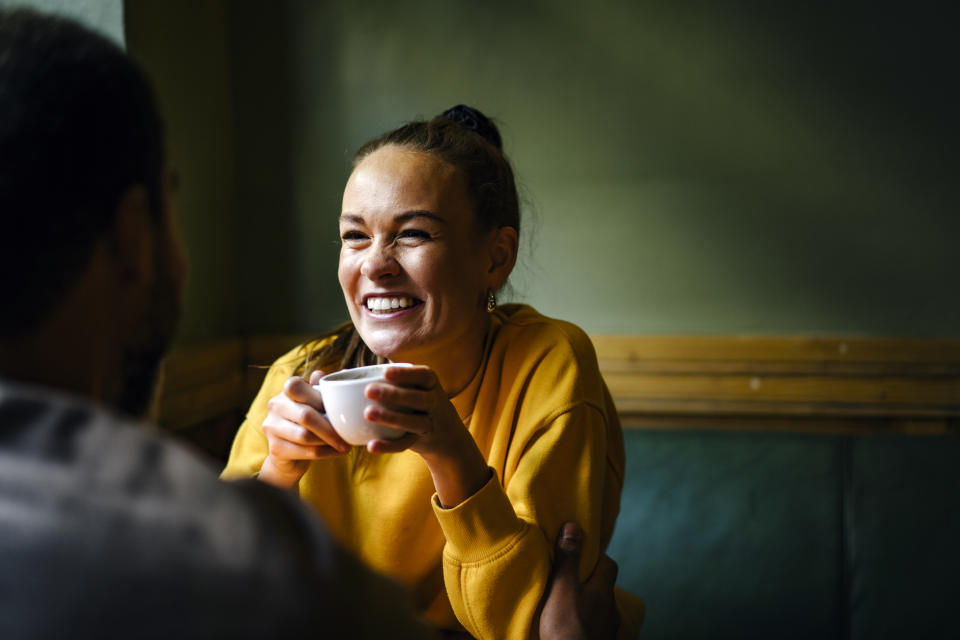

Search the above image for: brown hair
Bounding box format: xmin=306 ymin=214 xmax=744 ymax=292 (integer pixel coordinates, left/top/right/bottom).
xmin=300 ymin=105 xmax=520 ymax=375
xmin=354 ymin=105 xmax=520 ymax=234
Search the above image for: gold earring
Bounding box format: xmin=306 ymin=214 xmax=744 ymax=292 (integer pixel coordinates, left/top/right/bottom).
xmin=486 ymin=289 xmax=497 ymax=313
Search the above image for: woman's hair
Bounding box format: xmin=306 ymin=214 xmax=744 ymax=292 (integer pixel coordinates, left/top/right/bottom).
xmin=300 ymin=105 xmax=520 ymax=374
xmin=354 ymin=105 xmax=520 ymax=234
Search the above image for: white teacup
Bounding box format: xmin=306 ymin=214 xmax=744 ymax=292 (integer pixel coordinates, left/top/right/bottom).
xmin=314 ymin=363 xmax=414 ymax=446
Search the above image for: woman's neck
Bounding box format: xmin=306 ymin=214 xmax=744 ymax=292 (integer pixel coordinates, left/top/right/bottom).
xmin=396 ymin=313 xmax=492 ymax=398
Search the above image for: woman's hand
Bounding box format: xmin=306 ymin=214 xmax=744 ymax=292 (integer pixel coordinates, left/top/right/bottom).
xmin=258 ymin=371 xmax=351 ymax=490
xmin=364 ymin=365 xmax=490 ymax=507
xmin=362 ymin=365 xmax=463 ymax=456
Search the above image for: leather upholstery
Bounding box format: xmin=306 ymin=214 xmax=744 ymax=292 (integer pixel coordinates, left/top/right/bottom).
xmin=608 ymin=430 xmax=960 ymax=639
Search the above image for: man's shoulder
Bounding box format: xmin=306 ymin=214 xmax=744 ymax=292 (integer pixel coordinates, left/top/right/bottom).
xmin=0 ymin=381 xmax=338 ymax=571
xmin=0 ymin=380 xmax=350 ymax=634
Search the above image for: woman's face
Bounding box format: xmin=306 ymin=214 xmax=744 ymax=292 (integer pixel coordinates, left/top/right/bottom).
xmin=338 ymin=145 xmax=494 ymax=365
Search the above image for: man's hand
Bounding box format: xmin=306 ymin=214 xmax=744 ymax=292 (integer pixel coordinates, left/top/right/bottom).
xmin=539 ymin=522 xmax=620 ymax=640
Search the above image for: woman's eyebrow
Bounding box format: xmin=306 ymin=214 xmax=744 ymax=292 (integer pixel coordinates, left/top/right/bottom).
xmin=339 ymin=211 xmax=446 ymax=225
xmin=395 ymin=210 xmax=446 ymax=224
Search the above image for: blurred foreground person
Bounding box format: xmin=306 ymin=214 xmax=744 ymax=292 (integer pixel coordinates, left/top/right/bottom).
xmin=0 ymin=8 xmax=617 ymax=639
xmin=0 ymin=7 xmax=427 ymax=637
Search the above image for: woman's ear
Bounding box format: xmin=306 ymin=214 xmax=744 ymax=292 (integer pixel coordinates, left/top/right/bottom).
xmin=487 ymin=226 xmax=519 ymax=290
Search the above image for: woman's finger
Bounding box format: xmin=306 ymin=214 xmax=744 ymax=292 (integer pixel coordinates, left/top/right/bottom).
xmin=383 ymin=365 xmax=437 ymax=390
xmin=268 ymin=393 xmax=323 ymax=428
xmin=267 ymin=436 xmax=344 ymax=461
xmin=263 ymin=415 xmax=345 ymax=460
xmin=283 ymin=375 xmax=325 ymax=408
xmin=365 ymin=382 xmax=434 ymax=412
xmin=366 ymin=432 xmax=420 ymax=454
xmin=262 ymin=414 xmax=323 ymax=446
xmin=364 ymin=404 xmax=432 ymax=436
xmin=266 ymin=393 xmax=350 ymax=452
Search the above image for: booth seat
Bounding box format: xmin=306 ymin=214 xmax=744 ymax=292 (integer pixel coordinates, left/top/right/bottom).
xmin=608 ymin=429 xmax=960 ymax=639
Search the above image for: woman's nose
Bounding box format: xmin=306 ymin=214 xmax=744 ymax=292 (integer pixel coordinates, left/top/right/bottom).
xmin=360 ymin=242 xmax=400 ymax=280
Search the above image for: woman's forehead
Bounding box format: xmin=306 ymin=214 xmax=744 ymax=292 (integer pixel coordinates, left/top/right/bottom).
xmin=343 ymin=146 xmax=470 ymax=215
xmin=353 ymin=145 xmax=456 ymax=184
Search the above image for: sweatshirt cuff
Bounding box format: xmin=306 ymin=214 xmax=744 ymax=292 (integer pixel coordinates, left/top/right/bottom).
xmin=431 ymin=468 xmax=524 ymax=564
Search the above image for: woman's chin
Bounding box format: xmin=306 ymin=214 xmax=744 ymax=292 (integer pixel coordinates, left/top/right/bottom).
xmin=360 ymin=335 xmax=417 ymax=364
xmin=356 ymin=322 xmax=446 ymax=365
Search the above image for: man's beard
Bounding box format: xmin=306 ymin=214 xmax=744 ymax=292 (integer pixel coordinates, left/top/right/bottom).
xmin=115 ymin=248 xmax=181 ymax=418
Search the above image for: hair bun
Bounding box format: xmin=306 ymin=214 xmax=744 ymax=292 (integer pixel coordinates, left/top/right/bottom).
xmin=440 ymin=104 xmax=503 ymax=150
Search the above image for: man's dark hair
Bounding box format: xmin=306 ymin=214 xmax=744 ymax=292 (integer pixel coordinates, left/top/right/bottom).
xmin=0 ymin=8 xmax=165 ymax=338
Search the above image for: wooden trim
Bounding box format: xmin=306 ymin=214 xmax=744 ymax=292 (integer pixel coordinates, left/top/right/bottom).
xmin=156 ymin=339 xmax=244 ymax=431
xmin=618 ymin=414 xmax=956 ymax=436
xmin=241 ymin=334 xmax=312 ymax=403
xmin=592 ymin=335 xmax=960 ymax=433
xmin=591 ymin=335 xmax=960 ymax=364
xmin=243 ymin=334 xmax=311 ymax=369
xmin=155 ymin=334 xmax=960 ymax=436
xmin=156 ymin=335 xmax=310 ymax=432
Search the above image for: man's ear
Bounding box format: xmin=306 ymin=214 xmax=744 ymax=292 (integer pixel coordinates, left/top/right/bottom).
xmin=108 ymin=185 xmax=154 ymax=287
xmin=487 ymin=226 xmax=519 ymax=290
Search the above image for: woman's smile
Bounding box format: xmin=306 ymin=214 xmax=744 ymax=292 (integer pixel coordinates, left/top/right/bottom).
xmin=362 ymin=294 xmax=422 ymax=315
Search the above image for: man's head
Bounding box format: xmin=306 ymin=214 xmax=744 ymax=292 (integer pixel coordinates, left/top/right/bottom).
xmin=0 ymin=8 xmax=184 ymax=415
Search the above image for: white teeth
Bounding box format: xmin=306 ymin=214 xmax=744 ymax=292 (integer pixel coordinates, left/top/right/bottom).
xmin=365 ymin=296 xmax=415 ymax=313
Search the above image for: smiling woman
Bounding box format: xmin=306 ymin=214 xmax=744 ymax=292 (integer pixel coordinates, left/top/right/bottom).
xmin=222 ymin=106 xmax=644 ymax=639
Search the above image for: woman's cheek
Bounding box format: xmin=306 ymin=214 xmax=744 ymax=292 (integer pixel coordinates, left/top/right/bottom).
xmin=338 ymin=252 xmax=359 ymax=287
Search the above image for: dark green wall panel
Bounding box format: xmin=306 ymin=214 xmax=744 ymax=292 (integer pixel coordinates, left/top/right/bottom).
xmin=849 ymin=437 xmax=960 ymax=640
xmin=609 ymin=430 xmax=841 ymax=639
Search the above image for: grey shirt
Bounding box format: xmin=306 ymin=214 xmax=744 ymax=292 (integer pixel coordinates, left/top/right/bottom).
xmin=0 ymin=380 xmax=432 ymax=638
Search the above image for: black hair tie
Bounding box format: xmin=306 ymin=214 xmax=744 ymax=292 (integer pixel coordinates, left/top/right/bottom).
xmin=441 ymin=104 xmax=503 ymax=150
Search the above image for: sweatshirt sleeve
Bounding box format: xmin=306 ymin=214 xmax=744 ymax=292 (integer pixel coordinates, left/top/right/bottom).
xmin=432 ymin=402 xmax=618 ymax=640
xmin=220 ymin=351 xmax=300 ymax=480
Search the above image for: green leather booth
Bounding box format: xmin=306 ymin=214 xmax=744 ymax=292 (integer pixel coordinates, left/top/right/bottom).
xmin=608 ymin=430 xmax=960 ymax=639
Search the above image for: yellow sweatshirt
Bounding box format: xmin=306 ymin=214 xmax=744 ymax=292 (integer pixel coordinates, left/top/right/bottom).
xmin=223 ymin=305 xmax=643 ymax=639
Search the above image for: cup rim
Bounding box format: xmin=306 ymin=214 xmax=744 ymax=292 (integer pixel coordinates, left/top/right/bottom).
xmin=319 ymin=362 xmax=414 ymax=384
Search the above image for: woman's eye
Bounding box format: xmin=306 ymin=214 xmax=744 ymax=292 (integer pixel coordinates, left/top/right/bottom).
xmin=341 ymin=230 xmax=367 ymax=242
xmin=398 ymin=229 xmax=431 ymax=240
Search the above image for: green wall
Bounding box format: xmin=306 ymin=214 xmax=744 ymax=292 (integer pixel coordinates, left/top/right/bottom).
xmin=0 ymin=0 xmax=123 ymax=44
xmin=125 ymin=0 xmax=240 ymax=343
xmin=127 ymin=0 xmax=958 ymax=340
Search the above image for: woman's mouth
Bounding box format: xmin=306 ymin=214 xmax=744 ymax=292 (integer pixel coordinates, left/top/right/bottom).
xmin=364 ymin=296 xmax=421 ymax=315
